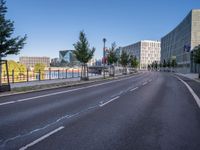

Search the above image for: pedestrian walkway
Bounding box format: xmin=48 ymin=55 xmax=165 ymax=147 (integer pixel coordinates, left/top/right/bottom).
xmin=10 ymin=75 xmax=104 ymax=88
xmin=176 ymin=73 xmax=200 ymax=83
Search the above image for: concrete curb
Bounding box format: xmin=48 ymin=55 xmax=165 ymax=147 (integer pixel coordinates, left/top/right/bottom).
xmin=175 ymin=73 xmax=200 ymax=83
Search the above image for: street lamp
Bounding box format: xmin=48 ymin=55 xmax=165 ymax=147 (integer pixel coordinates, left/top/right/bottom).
xmin=103 ymin=38 xmax=106 ymax=79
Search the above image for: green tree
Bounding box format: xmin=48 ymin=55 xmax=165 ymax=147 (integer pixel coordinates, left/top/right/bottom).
xmin=167 ymin=59 xmax=171 ymax=69
xmin=0 ymin=0 xmax=27 ymax=85
xmin=73 ymin=31 xmax=95 ymax=80
xmin=107 ymin=42 xmax=118 ymax=65
xmin=34 ymin=63 xmax=45 ymax=72
xmin=163 ymin=59 xmax=167 ymax=71
xmin=193 ymin=46 xmax=200 ymax=78
xmin=154 ymin=61 xmax=158 ymax=71
xmin=34 ymin=63 xmax=45 ymax=80
xmin=159 ymin=62 xmax=162 ymax=68
xmin=2 ymin=60 xmax=19 ymax=77
xmin=120 ymin=51 xmax=129 ymax=74
xmin=18 ymin=63 xmax=26 ymax=75
xmin=129 ymin=55 xmax=139 ymax=68
xmin=171 ymin=58 xmax=177 ymax=68
xmin=107 ymin=42 xmax=118 ymax=76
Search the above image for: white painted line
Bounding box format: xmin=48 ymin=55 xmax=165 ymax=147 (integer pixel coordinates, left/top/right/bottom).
xmin=19 ymin=126 xmax=64 ymax=150
xmin=0 ymin=101 xmax=15 ymax=106
xmin=149 ymin=79 xmax=152 ymax=82
xmin=100 ymin=96 xmax=119 ymax=107
xmin=142 ymin=82 xmax=147 ymax=85
xmin=0 ymin=75 xmax=138 ymax=106
xmin=175 ymin=76 xmax=200 ymax=108
xmin=130 ymin=87 xmax=139 ymax=92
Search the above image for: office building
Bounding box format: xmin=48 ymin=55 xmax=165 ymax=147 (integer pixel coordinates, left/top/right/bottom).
xmin=122 ymin=40 xmax=161 ymax=69
xmin=161 ymin=9 xmax=200 ymax=73
xmin=19 ymin=56 xmax=50 ymax=68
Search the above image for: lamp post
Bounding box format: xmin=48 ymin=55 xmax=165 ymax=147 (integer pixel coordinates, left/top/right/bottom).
xmin=103 ymin=38 xmax=106 ymax=79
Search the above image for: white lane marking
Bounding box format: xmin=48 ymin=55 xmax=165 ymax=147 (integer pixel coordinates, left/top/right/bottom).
xmin=175 ymin=76 xmax=200 ymax=108
xmin=130 ymin=87 xmax=139 ymax=92
xmin=0 ymin=75 xmax=140 ymax=106
xmin=149 ymin=79 xmax=152 ymax=82
xmin=0 ymin=101 xmax=15 ymax=106
xmin=142 ymin=82 xmax=147 ymax=85
xmin=19 ymin=126 xmax=64 ymax=150
xmin=99 ymin=96 xmax=119 ymax=107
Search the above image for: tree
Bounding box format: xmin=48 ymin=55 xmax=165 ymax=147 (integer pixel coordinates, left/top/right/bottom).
xmin=159 ymin=62 xmax=162 ymax=69
xmin=154 ymin=61 xmax=158 ymax=71
xmin=120 ymin=51 xmax=129 ymax=74
xmin=129 ymin=55 xmax=139 ymax=68
xmin=162 ymin=59 xmax=167 ymax=72
xmin=73 ymin=31 xmax=95 ymax=80
xmin=34 ymin=63 xmax=45 ymax=80
xmin=0 ymin=0 xmax=27 ymax=85
xmin=107 ymin=42 xmax=118 ymax=65
xmin=163 ymin=59 xmax=167 ymax=68
xmin=18 ymin=63 xmax=26 ymax=75
xmin=167 ymin=59 xmax=171 ymax=71
xmin=107 ymin=42 xmax=118 ymax=76
xmin=148 ymin=64 xmax=151 ymax=71
xmin=193 ymin=46 xmax=200 ymax=78
xmin=171 ymin=58 xmax=177 ymax=71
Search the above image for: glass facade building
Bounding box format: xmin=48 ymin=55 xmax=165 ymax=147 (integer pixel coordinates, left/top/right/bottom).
xmin=161 ymin=9 xmax=200 ymax=73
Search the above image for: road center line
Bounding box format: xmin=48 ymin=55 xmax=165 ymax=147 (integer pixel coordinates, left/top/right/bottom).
xmin=19 ymin=126 xmax=64 ymax=150
xmin=130 ymin=87 xmax=139 ymax=92
xmin=175 ymin=75 xmax=200 ymax=108
xmin=0 ymin=75 xmax=139 ymax=106
xmin=99 ymin=96 xmax=120 ymax=107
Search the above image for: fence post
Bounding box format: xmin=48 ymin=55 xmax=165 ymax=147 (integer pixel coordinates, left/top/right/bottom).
xmin=39 ymin=69 xmax=41 ymax=81
xmin=57 ymin=70 xmax=59 ymax=79
xmin=66 ymin=69 xmax=68 ymax=78
xmin=27 ymin=69 xmax=29 ymax=82
xmin=49 ymin=68 xmax=51 ymax=80
xmin=72 ymin=69 xmax=74 ymax=78
xmin=12 ymin=69 xmax=14 ymax=83
xmin=3 ymin=71 xmax=6 ymax=82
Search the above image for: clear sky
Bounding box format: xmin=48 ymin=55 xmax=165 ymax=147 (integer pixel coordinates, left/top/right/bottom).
xmin=5 ymin=0 xmax=200 ymax=61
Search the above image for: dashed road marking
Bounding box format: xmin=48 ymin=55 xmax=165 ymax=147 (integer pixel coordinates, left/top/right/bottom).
xmin=19 ymin=126 xmax=64 ymax=150
xmin=130 ymin=87 xmax=139 ymax=92
xmin=142 ymin=82 xmax=147 ymax=85
xmin=99 ymin=96 xmax=120 ymax=107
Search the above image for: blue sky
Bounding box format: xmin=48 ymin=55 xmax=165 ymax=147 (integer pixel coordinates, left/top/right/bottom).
xmin=5 ymin=0 xmax=200 ymax=60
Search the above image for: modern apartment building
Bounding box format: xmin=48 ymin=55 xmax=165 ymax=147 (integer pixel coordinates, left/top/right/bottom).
xmin=161 ymin=9 xmax=200 ymax=73
xmin=122 ymin=40 xmax=161 ymax=69
xmin=19 ymin=56 xmax=50 ymax=68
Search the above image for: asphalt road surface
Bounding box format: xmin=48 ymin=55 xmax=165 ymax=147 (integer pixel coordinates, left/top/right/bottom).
xmin=0 ymin=71 xmax=200 ymax=150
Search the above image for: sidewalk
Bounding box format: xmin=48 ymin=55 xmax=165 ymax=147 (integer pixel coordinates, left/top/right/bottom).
xmin=175 ymin=73 xmax=200 ymax=83
xmin=10 ymin=75 xmax=103 ymax=88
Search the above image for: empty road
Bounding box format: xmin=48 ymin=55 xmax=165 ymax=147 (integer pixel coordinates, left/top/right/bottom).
xmin=0 ymin=71 xmax=200 ymax=150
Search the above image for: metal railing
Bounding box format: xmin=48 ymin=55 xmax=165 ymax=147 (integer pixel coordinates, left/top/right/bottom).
xmin=1 ymin=68 xmax=99 ymax=84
